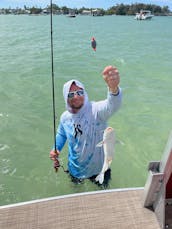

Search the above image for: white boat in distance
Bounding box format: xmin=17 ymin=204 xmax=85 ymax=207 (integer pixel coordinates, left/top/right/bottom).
xmin=135 ymin=10 xmax=154 ymax=20
xmin=67 ymin=10 xmax=76 ymax=18
xmin=67 ymin=13 xmax=76 ymax=18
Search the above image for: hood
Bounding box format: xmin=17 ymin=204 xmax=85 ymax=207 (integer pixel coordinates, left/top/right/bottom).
xmin=63 ymin=79 xmax=89 ymax=113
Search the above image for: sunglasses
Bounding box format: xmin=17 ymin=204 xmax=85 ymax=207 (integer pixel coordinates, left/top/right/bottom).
xmin=68 ymin=90 xmax=84 ymax=99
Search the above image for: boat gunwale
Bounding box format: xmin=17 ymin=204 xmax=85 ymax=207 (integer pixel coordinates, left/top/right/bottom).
xmin=0 ymin=186 xmax=143 ymax=209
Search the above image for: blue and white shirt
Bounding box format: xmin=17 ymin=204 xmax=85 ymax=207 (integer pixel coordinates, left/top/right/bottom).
xmin=55 ymin=80 xmax=122 ymax=179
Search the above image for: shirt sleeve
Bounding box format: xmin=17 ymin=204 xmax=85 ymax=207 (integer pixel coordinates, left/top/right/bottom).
xmin=54 ymin=121 xmax=67 ymax=151
xmin=94 ymin=87 xmax=122 ymax=121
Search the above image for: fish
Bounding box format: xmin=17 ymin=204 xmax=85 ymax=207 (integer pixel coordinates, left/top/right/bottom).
xmin=95 ymin=127 xmax=115 ymax=184
xmin=91 ymin=37 xmax=96 ymax=51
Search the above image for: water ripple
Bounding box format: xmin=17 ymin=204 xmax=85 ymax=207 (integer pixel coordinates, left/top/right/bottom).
xmin=0 ymin=144 xmax=9 ymax=151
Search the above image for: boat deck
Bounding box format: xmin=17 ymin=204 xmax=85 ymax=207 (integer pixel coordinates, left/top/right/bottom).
xmin=0 ymin=188 xmax=160 ymax=229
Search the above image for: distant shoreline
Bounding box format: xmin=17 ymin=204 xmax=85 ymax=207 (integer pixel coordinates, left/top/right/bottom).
xmin=0 ymin=3 xmax=171 ymax=16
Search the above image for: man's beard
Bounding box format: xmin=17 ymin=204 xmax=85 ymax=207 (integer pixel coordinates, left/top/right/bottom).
xmin=71 ymin=104 xmax=83 ymax=110
xmin=70 ymin=104 xmax=83 ymax=113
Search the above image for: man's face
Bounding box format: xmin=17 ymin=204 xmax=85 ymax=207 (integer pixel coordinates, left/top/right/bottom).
xmin=67 ymin=83 xmax=84 ymax=113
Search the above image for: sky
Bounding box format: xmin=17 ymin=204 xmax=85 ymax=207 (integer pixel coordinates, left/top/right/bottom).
xmin=0 ymin=0 xmax=172 ymax=10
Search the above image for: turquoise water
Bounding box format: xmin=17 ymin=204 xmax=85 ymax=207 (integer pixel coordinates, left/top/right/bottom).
xmin=0 ymin=15 xmax=172 ymax=205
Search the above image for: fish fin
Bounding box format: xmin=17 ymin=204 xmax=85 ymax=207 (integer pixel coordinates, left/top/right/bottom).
xmin=96 ymin=140 xmax=104 ymax=147
xmin=95 ymin=173 xmax=104 ymax=184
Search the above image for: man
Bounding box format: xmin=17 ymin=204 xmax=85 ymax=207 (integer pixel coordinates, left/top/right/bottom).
xmin=50 ymin=65 xmax=122 ymax=183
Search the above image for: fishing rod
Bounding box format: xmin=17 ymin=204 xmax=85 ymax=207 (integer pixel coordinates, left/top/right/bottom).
xmin=50 ymin=0 xmax=56 ymax=153
xmin=50 ymin=1 xmax=68 ymax=173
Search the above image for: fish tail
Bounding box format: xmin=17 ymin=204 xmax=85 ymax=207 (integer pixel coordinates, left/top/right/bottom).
xmin=95 ymin=173 xmax=104 ymax=184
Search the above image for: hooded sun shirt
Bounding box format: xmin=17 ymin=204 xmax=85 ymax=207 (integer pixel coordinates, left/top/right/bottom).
xmin=54 ymin=79 xmax=122 ymax=179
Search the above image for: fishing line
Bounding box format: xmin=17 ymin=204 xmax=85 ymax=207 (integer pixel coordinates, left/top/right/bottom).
xmin=90 ymin=5 xmax=97 ymax=51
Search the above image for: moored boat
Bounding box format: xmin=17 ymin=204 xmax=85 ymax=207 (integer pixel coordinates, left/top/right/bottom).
xmin=135 ymin=10 xmax=154 ymax=20
xmin=67 ymin=14 xmax=76 ymax=18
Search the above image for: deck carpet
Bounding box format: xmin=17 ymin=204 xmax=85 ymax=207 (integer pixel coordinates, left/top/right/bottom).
xmin=0 ymin=189 xmax=160 ymax=229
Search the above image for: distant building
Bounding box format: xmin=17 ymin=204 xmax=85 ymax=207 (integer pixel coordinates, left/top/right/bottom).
xmin=0 ymin=9 xmax=5 ymax=14
xmin=81 ymin=10 xmax=92 ymax=15
xmin=42 ymin=9 xmax=49 ymax=15
xmin=92 ymin=9 xmax=103 ymax=16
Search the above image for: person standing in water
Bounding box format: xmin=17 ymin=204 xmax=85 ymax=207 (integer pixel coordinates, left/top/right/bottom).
xmin=50 ymin=65 xmax=122 ymax=184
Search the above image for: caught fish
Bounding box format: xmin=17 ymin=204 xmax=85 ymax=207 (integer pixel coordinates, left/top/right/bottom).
xmin=91 ymin=37 xmax=96 ymax=51
xmin=95 ymin=127 xmax=115 ymax=184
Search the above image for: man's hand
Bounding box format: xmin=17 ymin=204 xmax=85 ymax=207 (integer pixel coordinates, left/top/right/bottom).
xmin=49 ymin=149 xmax=60 ymax=172
xmin=102 ymin=65 xmax=120 ymax=94
xmin=50 ymin=149 xmax=60 ymax=161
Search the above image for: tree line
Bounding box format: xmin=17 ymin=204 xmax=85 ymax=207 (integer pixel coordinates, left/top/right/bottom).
xmin=1 ymin=3 xmax=171 ymax=15
xmin=105 ymin=3 xmax=170 ymax=15
xmin=33 ymin=3 xmax=171 ymax=15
